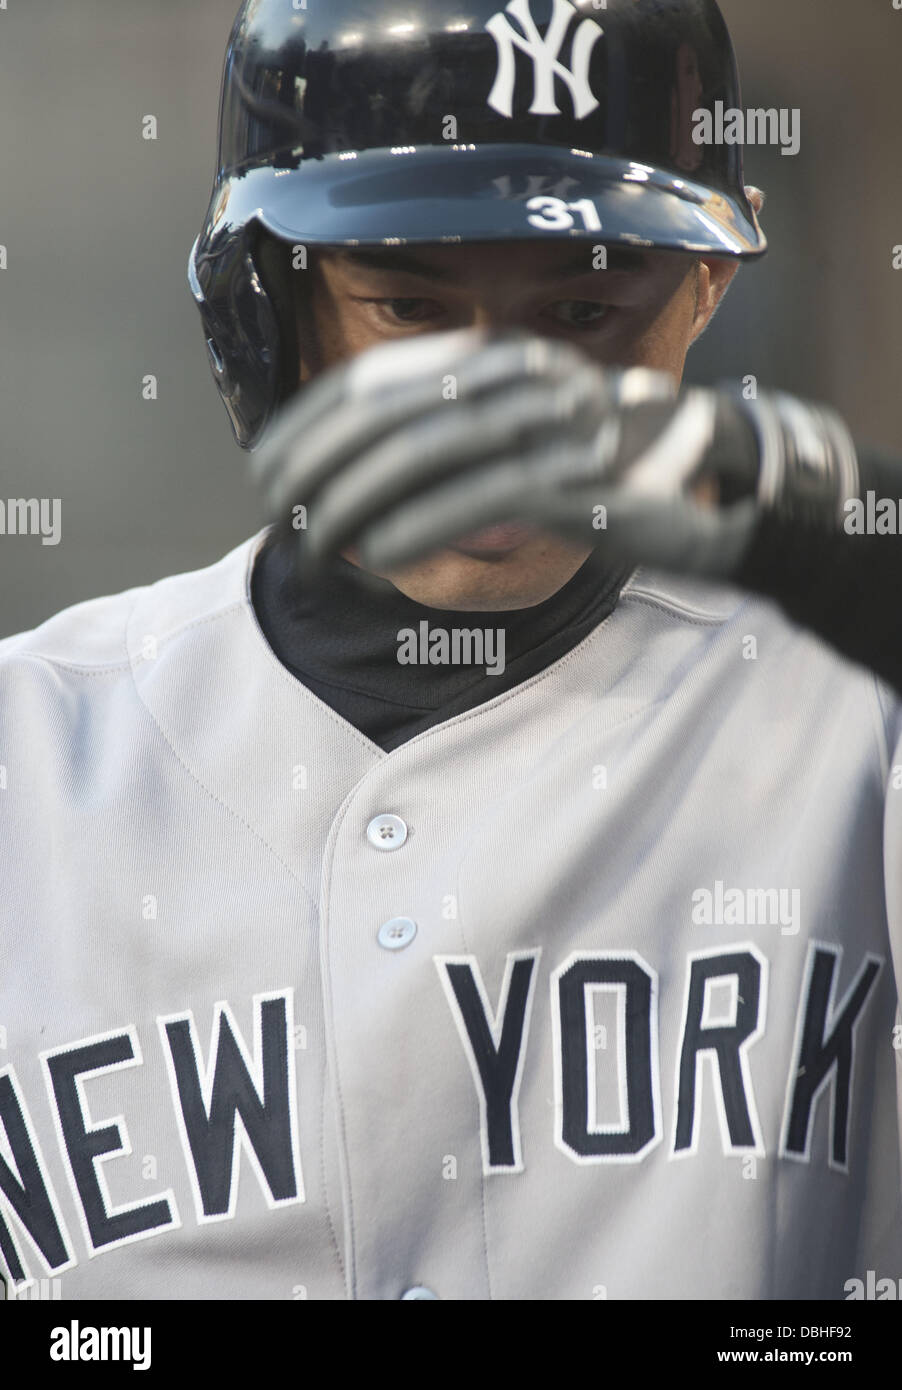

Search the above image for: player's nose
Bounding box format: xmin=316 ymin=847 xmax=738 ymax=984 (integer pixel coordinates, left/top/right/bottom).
xmin=462 ymin=303 xmax=527 ymax=333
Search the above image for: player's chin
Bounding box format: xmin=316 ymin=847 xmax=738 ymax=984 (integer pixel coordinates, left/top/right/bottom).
xmin=372 ymin=529 xmax=595 ymax=612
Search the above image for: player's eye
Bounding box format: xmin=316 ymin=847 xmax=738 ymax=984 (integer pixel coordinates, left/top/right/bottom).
xmin=365 ymin=297 xmax=445 ymax=325
xmin=545 ymin=300 xmax=610 ymax=329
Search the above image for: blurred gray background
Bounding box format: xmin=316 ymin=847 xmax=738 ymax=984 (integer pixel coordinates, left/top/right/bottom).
xmin=1 ymin=0 xmax=899 ymax=637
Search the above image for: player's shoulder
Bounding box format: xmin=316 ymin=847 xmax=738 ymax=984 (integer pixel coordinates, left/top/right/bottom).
xmin=623 ymin=565 xmax=902 ymax=760
xmin=0 ymin=532 xmax=264 ymax=683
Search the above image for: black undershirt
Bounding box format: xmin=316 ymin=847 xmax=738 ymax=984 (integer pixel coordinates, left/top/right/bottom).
xmin=251 ymin=529 xmax=628 ymax=751
xmin=251 ymin=449 xmax=902 ymax=736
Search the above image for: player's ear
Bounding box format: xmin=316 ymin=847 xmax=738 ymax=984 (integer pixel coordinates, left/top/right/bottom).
xmin=691 ymin=186 xmax=766 ymax=345
xmin=690 ymin=257 xmax=740 ymax=343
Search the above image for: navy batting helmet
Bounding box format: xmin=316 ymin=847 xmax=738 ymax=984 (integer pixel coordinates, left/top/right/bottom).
xmin=189 ymin=0 xmax=766 ymax=449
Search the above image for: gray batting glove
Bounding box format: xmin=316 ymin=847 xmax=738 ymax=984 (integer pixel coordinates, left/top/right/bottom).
xmin=251 ymin=329 xmax=860 ymax=579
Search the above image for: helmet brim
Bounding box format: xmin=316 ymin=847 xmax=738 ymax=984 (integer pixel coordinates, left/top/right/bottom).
xmin=214 ymin=144 xmax=766 ymax=259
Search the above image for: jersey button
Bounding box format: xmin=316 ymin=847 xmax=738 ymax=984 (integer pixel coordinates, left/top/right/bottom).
xmin=400 ymin=1286 xmax=439 ymax=1300
xmin=366 ymin=814 xmax=409 ymax=850
xmin=377 ymin=917 xmax=418 ymax=951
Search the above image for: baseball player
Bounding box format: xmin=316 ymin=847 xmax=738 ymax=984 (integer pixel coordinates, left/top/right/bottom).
xmin=1 ymin=0 xmax=901 ymax=1304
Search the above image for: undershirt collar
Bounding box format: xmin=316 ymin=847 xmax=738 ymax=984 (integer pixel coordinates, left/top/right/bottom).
xmin=251 ymin=529 xmax=627 ymax=751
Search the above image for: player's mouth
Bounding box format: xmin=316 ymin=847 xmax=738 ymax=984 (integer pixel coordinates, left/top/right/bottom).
xmin=449 ymin=522 xmax=537 ymax=559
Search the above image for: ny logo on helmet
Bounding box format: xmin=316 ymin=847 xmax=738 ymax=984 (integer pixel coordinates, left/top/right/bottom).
xmin=485 ymin=0 xmax=604 ymax=120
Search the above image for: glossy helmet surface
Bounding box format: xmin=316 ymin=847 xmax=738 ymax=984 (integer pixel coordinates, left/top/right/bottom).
xmin=189 ymin=0 xmax=766 ymax=448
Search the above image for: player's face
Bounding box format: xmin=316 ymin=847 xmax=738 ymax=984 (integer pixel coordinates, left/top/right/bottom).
xmin=301 ymin=240 xmax=740 ymax=611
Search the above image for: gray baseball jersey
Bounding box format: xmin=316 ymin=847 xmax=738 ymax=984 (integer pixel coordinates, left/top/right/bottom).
xmin=1 ymin=530 xmax=901 ymax=1300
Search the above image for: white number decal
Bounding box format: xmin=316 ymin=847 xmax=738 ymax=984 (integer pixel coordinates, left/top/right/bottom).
xmin=568 ymin=197 xmax=603 ymax=231
xmin=526 ymin=195 xmax=602 ymax=232
xmin=526 ymin=196 xmax=573 ymax=230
